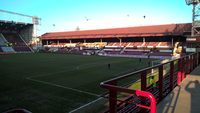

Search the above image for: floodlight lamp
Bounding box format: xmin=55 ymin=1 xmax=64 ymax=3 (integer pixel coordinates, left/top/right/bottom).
xmin=185 ymin=0 xmax=200 ymax=5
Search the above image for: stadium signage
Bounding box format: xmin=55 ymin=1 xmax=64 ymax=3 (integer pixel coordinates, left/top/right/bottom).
xmin=186 ymin=48 xmax=196 ymax=52
xmin=186 ymin=38 xmax=196 ymax=42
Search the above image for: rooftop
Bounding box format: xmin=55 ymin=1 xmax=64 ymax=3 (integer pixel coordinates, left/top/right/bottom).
xmin=41 ymin=23 xmax=191 ymax=40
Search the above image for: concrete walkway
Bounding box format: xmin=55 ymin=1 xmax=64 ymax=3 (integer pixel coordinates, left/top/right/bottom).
xmin=157 ymin=66 xmax=200 ymax=113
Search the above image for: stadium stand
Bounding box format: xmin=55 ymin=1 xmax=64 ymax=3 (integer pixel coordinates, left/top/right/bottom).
xmin=146 ymin=42 xmax=159 ymax=48
xmin=126 ymin=42 xmax=143 ymax=48
xmin=0 ymin=33 xmax=15 ymax=53
xmin=2 ymin=33 xmax=32 ymax=52
xmin=0 ymin=47 xmax=3 ymax=52
xmin=41 ymin=23 xmax=192 ymax=59
xmin=1 ymin=46 xmax=15 ymax=52
xmin=0 ymin=33 xmax=7 ymax=46
xmin=157 ymin=42 xmax=172 ymax=48
xmin=64 ymin=43 xmax=77 ymax=47
xmin=122 ymin=51 xmax=144 ymax=55
xmin=0 ymin=20 xmax=33 ymax=53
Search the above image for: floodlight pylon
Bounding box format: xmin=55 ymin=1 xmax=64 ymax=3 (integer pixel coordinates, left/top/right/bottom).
xmin=186 ymin=0 xmax=200 ymax=36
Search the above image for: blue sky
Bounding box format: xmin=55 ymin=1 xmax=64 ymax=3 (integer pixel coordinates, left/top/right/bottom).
xmin=0 ymin=0 xmax=192 ymax=35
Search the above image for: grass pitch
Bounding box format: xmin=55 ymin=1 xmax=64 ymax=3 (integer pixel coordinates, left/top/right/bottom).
xmin=0 ymin=53 xmax=152 ymax=113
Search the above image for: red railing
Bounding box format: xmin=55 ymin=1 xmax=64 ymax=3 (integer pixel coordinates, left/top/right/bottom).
xmin=135 ymin=90 xmax=156 ymax=113
xmin=100 ymin=52 xmax=200 ymax=113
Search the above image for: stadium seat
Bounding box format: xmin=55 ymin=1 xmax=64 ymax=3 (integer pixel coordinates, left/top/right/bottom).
xmin=2 ymin=33 xmax=32 ymax=52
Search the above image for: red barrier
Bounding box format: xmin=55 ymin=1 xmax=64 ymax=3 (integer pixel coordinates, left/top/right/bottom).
xmin=100 ymin=52 xmax=199 ymax=113
xmin=101 ymin=83 xmax=157 ymax=113
xmin=177 ymin=59 xmax=182 ymax=86
xmin=181 ymin=58 xmax=185 ymax=81
xmin=135 ymin=90 xmax=156 ymax=113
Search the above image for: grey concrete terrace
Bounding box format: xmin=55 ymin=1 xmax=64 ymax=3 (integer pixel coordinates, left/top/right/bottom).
xmin=157 ymin=65 xmax=200 ymax=113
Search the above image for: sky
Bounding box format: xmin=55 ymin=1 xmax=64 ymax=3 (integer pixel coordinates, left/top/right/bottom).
xmin=0 ymin=0 xmax=192 ymax=36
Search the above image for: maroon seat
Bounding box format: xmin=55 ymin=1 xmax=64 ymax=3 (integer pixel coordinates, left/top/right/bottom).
xmin=3 ymin=33 xmax=31 ymax=52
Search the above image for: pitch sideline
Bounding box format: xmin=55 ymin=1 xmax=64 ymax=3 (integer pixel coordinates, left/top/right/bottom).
xmin=26 ymin=77 xmax=100 ymax=97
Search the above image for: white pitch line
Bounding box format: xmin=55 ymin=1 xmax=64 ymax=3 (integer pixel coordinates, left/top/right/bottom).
xmin=26 ymin=78 xmax=100 ymax=97
xmin=27 ymin=60 xmax=109 ymax=79
xmin=27 ymin=68 xmax=75 ymax=79
xmin=68 ymin=97 xmax=104 ymax=113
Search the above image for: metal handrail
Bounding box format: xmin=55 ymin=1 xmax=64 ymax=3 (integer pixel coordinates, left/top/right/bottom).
xmin=101 ymin=53 xmax=196 ymax=85
xmin=100 ymin=82 xmax=156 ymax=113
xmin=100 ymin=52 xmax=199 ymax=113
xmin=135 ymin=90 xmax=156 ymax=113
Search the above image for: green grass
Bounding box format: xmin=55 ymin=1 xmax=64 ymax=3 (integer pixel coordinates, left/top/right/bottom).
xmin=0 ymin=53 xmax=152 ymax=113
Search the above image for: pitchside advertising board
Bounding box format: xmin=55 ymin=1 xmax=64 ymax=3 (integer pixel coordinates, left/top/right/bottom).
xmin=186 ymin=48 xmax=196 ymax=52
xmin=186 ymin=37 xmax=200 ymax=52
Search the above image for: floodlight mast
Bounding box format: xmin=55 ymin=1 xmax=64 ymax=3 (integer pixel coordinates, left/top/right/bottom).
xmin=0 ymin=9 xmax=41 ymax=37
xmin=185 ymin=0 xmax=200 ymax=37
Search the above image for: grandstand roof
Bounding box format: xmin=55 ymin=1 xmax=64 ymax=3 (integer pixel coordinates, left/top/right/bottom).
xmin=41 ymin=23 xmax=191 ymax=40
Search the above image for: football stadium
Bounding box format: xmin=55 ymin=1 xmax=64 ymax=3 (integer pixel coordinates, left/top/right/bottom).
xmin=1 ymin=0 xmax=200 ymax=113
